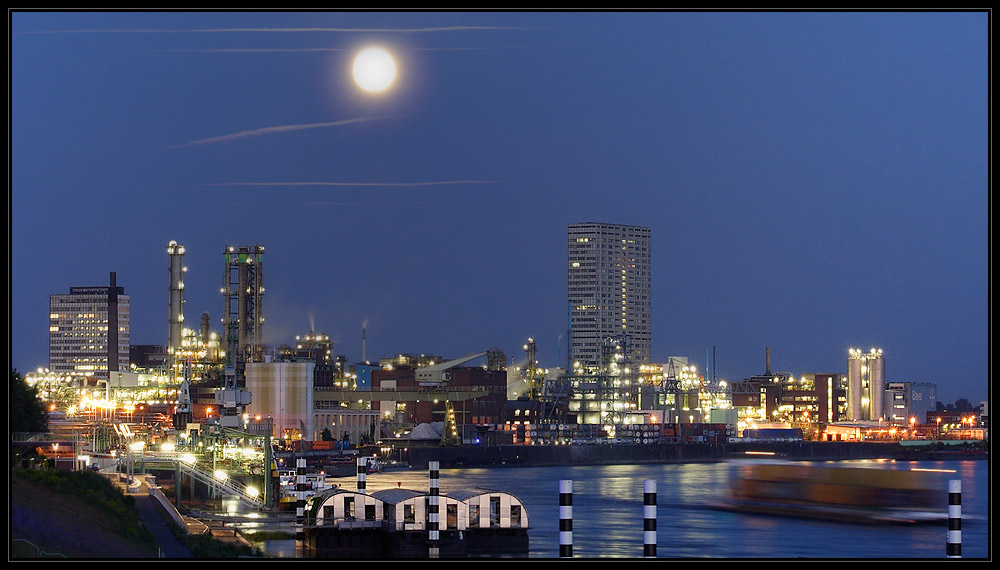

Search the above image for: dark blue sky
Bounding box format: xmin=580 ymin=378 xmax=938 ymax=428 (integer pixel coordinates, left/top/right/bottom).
xmin=10 ymin=11 xmax=989 ymax=405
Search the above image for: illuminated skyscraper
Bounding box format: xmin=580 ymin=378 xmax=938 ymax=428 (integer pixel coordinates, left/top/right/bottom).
xmin=568 ymin=222 xmax=651 ymax=370
xmin=48 ymin=272 xmax=130 ymax=380
xmin=847 ymin=347 xmax=885 ymax=421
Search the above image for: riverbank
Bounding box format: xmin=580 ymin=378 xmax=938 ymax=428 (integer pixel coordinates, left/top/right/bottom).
xmin=10 ymin=469 xmax=159 ymax=558
xmin=404 ymin=440 xmax=988 ymax=469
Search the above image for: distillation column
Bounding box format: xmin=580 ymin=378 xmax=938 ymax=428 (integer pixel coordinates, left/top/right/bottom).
xmin=167 ymin=241 xmax=186 ymax=375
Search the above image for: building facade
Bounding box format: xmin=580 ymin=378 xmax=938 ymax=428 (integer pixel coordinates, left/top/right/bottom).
xmin=778 ymin=373 xmax=848 ymax=424
xmin=568 ymin=222 xmax=651 ymax=369
xmin=884 ymin=382 xmax=937 ymax=426
xmin=49 ymin=273 xmax=130 ymax=380
xmin=371 ymin=365 xmax=507 ymax=427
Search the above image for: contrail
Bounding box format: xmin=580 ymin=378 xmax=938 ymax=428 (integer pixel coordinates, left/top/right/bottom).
xmin=205 ymin=181 xmax=499 ymax=188
xmin=169 ymin=117 xmax=382 ymax=148
xmin=27 ymin=26 xmax=539 ymax=35
xmin=241 ymin=201 xmax=431 ymax=206
xmin=152 ymin=45 xmax=564 ymax=54
xmin=154 ymin=47 xmax=344 ymax=53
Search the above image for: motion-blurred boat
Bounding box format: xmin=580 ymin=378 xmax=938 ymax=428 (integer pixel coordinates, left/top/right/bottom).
xmin=711 ymin=462 xmax=948 ymax=524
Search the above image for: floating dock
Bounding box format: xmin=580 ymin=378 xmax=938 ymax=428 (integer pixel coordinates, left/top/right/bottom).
xmin=301 ymin=459 xmax=528 ymax=558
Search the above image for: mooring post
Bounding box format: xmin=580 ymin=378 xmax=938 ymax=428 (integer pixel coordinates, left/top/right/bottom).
xmin=296 ymin=457 xmax=307 ymax=541
xmin=357 ymin=457 xmax=367 ymax=494
xmin=559 ymin=479 xmax=573 ymax=558
xmin=643 ymin=480 xmax=657 ymax=558
xmin=947 ymin=479 xmax=961 ymax=558
xmin=429 ymin=460 xmax=440 ymax=558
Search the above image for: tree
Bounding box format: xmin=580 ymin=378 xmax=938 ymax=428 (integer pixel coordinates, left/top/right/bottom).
xmin=321 ymin=427 xmax=333 ymax=441
xmin=10 ymin=369 xmax=48 ymax=433
xmin=953 ymin=398 xmax=975 ymax=412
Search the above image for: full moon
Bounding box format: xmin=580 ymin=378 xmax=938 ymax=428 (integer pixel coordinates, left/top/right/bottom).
xmin=352 ymin=47 xmax=397 ymax=93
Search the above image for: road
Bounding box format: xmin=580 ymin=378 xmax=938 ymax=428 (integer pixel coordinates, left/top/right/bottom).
xmin=115 ymin=476 xmax=195 ymax=558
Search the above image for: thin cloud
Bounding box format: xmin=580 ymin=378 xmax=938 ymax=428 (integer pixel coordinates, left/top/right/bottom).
xmin=170 ymin=117 xmax=382 ymax=148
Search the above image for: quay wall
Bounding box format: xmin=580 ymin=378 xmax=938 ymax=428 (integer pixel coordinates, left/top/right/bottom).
xmin=404 ymin=441 xmax=983 ymax=470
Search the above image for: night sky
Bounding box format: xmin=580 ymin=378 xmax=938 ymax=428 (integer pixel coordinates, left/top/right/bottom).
xmin=10 ymin=11 xmax=989 ymax=405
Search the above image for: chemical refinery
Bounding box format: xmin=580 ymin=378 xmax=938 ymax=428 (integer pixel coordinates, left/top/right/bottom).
xmin=21 ymin=238 xmax=987 ymax=518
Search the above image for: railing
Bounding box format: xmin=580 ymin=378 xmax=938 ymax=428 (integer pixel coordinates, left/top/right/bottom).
xmin=11 ymin=538 xmax=67 ymax=558
xmin=179 ymin=459 xmax=265 ymax=510
xmin=315 ymin=385 xmax=492 ymax=393
xmin=137 ymin=452 xmax=265 ymax=510
xmin=10 ymin=432 xmax=55 ymax=442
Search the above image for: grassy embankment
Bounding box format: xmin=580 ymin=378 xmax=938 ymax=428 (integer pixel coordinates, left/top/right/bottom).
xmin=10 ymin=466 xmax=259 ymax=558
xmin=10 ymin=467 xmax=159 ymax=558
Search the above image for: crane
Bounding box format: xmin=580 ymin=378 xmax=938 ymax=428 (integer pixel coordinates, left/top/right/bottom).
xmin=415 ymin=351 xmax=489 ymax=385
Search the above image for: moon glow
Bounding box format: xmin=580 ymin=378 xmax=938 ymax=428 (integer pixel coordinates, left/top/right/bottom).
xmin=352 ymin=47 xmax=397 ymax=93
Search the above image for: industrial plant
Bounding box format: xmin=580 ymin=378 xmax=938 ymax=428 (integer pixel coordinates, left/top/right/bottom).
xmin=21 ymin=229 xmax=988 ymax=529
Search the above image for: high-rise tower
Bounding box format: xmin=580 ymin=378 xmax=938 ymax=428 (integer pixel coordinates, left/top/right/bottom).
xmin=568 ymin=222 xmax=651 ymax=370
xmin=49 ymin=272 xmax=130 ymax=379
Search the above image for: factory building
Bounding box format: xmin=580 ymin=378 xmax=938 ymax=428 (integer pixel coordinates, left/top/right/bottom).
xmin=777 ymin=373 xmax=848 ymax=424
xmin=314 ymin=408 xmax=381 ymax=445
xmin=371 ymin=359 xmax=507 ymax=427
xmin=884 ymin=381 xmax=937 ymax=426
xmin=48 ymin=272 xmax=130 ymax=380
xmin=568 ymin=222 xmax=651 ymax=370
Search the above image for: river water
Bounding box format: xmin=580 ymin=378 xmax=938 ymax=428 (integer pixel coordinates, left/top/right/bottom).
xmin=258 ymin=458 xmax=989 ymax=559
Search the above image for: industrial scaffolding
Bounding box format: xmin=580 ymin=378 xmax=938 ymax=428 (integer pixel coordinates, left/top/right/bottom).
xmin=222 ymin=245 xmax=265 ymax=368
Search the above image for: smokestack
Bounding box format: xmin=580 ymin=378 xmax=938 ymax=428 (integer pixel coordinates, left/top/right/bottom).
xmin=201 ymin=312 xmax=211 ymax=344
xmin=362 ymin=326 xmax=367 ymax=363
xmin=108 ymin=272 xmax=119 ymax=374
xmin=766 ymin=346 xmax=771 ymax=375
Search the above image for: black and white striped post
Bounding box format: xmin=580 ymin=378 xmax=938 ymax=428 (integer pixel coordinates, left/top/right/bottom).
xmin=357 ymin=457 xmax=367 ymax=494
xmin=559 ymin=479 xmax=573 ymax=558
xmin=643 ymin=480 xmax=656 ymax=558
xmin=429 ymin=460 xmax=440 ymax=559
xmin=947 ymin=479 xmax=961 ymax=558
xmin=295 ymin=457 xmax=307 ymax=540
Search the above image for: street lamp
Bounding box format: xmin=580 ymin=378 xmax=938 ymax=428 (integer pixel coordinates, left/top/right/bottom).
xmin=128 ymin=441 xmax=145 ymax=492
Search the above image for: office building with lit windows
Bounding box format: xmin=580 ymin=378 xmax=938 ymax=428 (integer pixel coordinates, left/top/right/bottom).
xmin=568 ymin=222 xmax=651 ymax=369
xmin=48 ymin=272 xmax=130 ymax=380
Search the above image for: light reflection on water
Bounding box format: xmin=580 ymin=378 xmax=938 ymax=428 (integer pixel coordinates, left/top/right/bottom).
xmin=256 ymin=459 xmax=986 ymax=559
